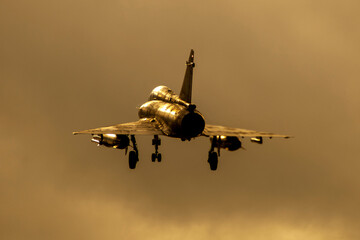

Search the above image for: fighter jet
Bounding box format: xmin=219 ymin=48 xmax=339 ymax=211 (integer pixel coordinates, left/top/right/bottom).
xmin=73 ymin=50 xmax=290 ymax=170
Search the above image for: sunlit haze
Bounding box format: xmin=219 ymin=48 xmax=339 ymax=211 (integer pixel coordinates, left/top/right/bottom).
xmin=1 ymin=1 xmax=359 ymax=239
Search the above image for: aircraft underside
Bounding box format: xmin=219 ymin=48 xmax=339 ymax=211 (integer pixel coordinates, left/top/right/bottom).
xmin=90 ymin=133 xmax=245 ymax=171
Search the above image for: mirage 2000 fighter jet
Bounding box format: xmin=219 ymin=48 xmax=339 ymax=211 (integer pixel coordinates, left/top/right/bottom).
xmin=73 ymin=50 xmax=290 ymax=170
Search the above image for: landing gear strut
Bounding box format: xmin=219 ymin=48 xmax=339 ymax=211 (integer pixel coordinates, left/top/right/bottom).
xmin=208 ymin=136 xmax=219 ymax=171
xmin=151 ymin=135 xmax=162 ymax=162
xmin=128 ymin=135 xmax=139 ymax=169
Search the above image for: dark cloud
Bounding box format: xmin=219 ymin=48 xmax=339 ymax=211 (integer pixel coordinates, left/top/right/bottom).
xmin=1 ymin=0 xmax=360 ymax=239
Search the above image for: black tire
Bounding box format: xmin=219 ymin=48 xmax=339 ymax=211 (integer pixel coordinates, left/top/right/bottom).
xmin=129 ymin=151 xmax=137 ymax=169
xmin=208 ymin=152 xmax=218 ymax=171
xmin=151 ymin=153 xmax=157 ymax=162
xmin=157 ymin=153 xmax=162 ymax=162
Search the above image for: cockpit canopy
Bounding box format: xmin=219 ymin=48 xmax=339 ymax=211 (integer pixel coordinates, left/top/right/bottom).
xmin=149 ymin=86 xmax=174 ymax=101
xmin=148 ymin=85 xmax=195 ymax=111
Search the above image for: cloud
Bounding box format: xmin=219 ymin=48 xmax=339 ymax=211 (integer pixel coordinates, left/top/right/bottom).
xmin=1 ymin=0 xmax=360 ymax=239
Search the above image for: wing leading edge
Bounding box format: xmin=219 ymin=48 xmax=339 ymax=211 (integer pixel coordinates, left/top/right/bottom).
xmin=73 ymin=118 xmax=163 ymax=135
xmin=203 ymin=124 xmax=291 ymax=138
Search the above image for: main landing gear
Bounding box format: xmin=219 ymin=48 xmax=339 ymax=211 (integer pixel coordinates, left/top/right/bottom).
xmin=128 ymin=135 xmax=139 ymax=169
xmin=151 ymin=135 xmax=162 ymax=162
xmin=208 ymin=136 xmax=220 ymax=171
xmin=127 ymin=135 xmax=162 ymax=169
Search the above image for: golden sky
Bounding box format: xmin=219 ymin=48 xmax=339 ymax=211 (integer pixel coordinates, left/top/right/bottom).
xmin=1 ymin=0 xmax=360 ymax=239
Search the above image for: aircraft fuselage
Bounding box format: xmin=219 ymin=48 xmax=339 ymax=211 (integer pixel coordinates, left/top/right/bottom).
xmin=138 ymin=86 xmax=205 ymax=139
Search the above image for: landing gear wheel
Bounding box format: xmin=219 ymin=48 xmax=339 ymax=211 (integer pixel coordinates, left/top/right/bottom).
xmin=151 ymin=153 xmax=157 ymax=162
xmin=151 ymin=135 xmax=162 ymax=163
xmin=129 ymin=151 xmax=138 ymax=169
xmin=151 ymin=153 xmax=162 ymax=162
xmin=129 ymin=135 xmax=139 ymax=169
xmin=208 ymin=152 xmax=218 ymax=171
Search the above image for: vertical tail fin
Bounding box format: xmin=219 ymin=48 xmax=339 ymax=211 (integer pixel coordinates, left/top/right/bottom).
xmin=180 ymin=49 xmax=195 ymax=103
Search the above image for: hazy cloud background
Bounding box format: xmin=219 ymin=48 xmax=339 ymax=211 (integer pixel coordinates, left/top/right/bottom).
xmin=1 ymin=0 xmax=359 ymax=239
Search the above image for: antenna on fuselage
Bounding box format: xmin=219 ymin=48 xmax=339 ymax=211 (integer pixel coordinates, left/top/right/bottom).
xmin=179 ymin=49 xmax=195 ymax=103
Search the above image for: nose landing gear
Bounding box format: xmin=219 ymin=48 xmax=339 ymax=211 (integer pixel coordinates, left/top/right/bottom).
xmin=151 ymin=135 xmax=162 ymax=162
